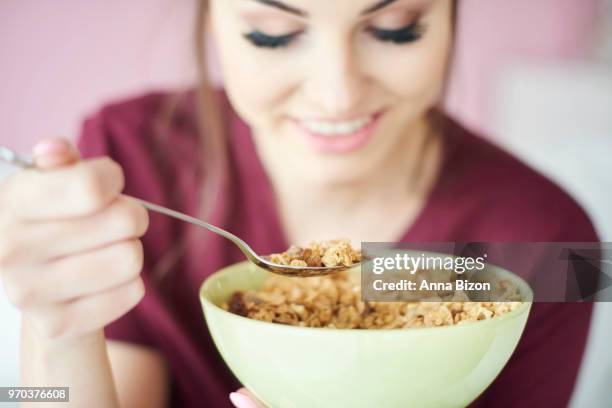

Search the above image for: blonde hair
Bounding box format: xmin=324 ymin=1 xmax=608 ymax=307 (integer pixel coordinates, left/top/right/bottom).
xmin=152 ymin=0 xmax=227 ymax=281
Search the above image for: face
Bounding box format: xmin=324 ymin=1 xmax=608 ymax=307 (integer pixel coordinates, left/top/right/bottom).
xmin=208 ymin=0 xmax=454 ymax=186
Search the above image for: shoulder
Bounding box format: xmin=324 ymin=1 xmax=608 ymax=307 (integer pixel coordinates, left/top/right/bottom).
xmin=77 ymin=90 xmax=199 ymax=160
xmin=75 ymin=89 xmax=221 ymax=214
xmin=442 ymin=119 xmax=598 ymax=241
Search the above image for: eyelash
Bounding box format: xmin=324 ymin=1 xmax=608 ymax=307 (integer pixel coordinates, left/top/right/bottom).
xmin=244 ymin=21 xmax=425 ymax=49
xmin=368 ymin=21 xmax=425 ymax=44
xmin=243 ymin=31 xmax=300 ymax=48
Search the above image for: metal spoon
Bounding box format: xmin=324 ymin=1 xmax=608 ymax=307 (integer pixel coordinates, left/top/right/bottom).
xmin=0 ymin=145 xmax=361 ymax=277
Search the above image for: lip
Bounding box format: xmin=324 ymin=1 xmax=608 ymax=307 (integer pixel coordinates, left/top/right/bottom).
xmin=291 ymin=111 xmax=385 ymax=154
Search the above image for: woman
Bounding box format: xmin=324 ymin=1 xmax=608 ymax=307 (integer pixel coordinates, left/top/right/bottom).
xmin=0 ymin=0 xmax=597 ymax=407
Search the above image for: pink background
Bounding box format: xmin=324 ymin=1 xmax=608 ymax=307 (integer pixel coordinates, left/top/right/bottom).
xmin=0 ymin=0 xmax=597 ymax=151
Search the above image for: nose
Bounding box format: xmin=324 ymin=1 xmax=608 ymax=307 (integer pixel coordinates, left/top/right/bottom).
xmin=303 ymin=36 xmax=366 ymax=117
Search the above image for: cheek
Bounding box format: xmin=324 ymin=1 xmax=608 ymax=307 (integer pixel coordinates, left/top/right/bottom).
xmin=212 ymin=25 xmax=300 ymax=127
xmin=367 ymin=29 xmax=452 ymax=109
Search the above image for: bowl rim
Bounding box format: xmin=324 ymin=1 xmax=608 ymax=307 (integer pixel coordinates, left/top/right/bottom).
xmin=200 ymin=258 xmax=534 ymax=335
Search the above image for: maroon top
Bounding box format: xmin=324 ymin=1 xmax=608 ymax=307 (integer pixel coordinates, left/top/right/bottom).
xmin=77 ymin=90 xmax=597 ymax=408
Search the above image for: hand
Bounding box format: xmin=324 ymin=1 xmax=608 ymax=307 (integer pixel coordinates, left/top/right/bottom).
xmin=0 ymin=138 xmax=149 ymax=341
xmin=229 ymin=388 xmax=267 ymax=408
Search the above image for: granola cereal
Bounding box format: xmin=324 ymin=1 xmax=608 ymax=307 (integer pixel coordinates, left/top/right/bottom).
xmin=223 ymin=271 xmax=522 ymax=329
xmin=269 ymin=240 xmax=362 ymax=268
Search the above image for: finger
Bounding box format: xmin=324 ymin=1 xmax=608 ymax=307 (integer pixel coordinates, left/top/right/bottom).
xmin=24 ymin=239 xmax=144 ymax=306
xmin=32 ymin=138 xmax=81 ymax=169
xmin=0 ymin=196 xmax=149 ymax=266
xmin=230 ymin=388 xmax=267 ymax=408
xmin=3 ymin=156 xmax=124 ymax=220
xmin=29 ymin=276 xmax=145 ymax=340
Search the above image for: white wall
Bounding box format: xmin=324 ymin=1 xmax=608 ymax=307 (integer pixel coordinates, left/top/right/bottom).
xmin=492 ymin=60 xmax=612 ymax=408
xmin=0 ymin=164 xmax=20 ymax=399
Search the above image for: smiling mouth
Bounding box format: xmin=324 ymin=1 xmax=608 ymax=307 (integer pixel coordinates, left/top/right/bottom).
xmin=289 ymin=111 xmax=385 ymax=154
xmin=295 ymin=114 xmax=376 ymax=138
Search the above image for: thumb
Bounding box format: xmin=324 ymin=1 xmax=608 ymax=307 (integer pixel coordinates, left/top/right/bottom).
xmin=32 ymin=138 xmax=81 ymax=169
xmin=229 ymin=388 xmax=267 ymax=408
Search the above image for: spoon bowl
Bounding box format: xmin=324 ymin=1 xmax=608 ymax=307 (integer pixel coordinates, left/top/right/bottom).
xmin=256 ymin=255 xmax=360 ymax=277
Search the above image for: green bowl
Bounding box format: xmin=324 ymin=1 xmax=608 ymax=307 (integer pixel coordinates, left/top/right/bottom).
xmin=200 ymin=260 xmax=532 ymax=408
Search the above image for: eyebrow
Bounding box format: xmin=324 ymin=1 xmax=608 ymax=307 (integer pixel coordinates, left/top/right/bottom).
xmin=247 ymin=0 xmax=308 ymax=17
xmin=361 ymin=0 xmax=399 ymax=15
xmin=247 ymin=0 xmax=400 ymax=18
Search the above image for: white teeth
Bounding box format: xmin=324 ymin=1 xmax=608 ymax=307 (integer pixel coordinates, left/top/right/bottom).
xmin=300 ymin=116 xmax=372 ymax=136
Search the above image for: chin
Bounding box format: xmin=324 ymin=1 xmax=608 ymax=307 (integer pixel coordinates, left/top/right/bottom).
xmin=290 ymin=154 xmax=376 ymax=187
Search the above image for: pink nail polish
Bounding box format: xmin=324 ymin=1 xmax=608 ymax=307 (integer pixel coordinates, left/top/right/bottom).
xmin=33 ymin=139 xmax=67 ymax=157
xmin=229 ymin=392 xmax=258 ymax=408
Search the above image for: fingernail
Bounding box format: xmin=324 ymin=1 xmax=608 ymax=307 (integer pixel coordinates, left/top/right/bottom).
xmin=33 ymin=139 xmax=68 ymax=157
xmin=229 ymin=392 xmax=258 ymax=408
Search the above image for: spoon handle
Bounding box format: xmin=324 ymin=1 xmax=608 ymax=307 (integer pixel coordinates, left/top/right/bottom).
xmin=0 ymin=146 xmax=36 ymax=168
xmin=127 ymin=197 xmax=257 ymax=261
xmin=0 ymin=145 xmax=259 ymax=263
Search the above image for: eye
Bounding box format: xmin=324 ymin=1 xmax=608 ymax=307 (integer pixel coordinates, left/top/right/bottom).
xmin=243 ymin=30 xmax=302 ymax=48
xmin=368 ymin=21 xmax=425 ymax=44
